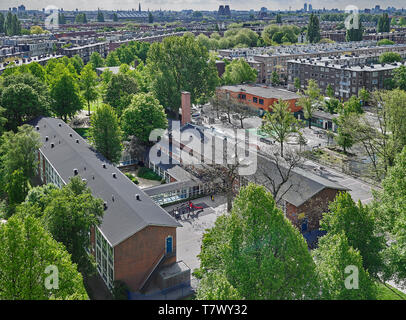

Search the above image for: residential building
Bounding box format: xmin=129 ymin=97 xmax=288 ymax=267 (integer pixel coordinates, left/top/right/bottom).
xmin=30 ymin=117 xmax=190 ymax=297
xmin=287 ymin=58 xmax=405 ymax=100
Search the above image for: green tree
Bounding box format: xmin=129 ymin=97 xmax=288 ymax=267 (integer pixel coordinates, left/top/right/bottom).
xmin=97 ymin=9 xmax=104 ymax=22
xmin=197 ymin=184 xmax=318 ymax=300
xmin=313 ymin=233 xmax=377 ymax=300
xmin=71 ymin=55 xmax=84 ymax=74
xmin=294 ymin=77 xmax=301 ymax=91
xmin=49 ymin=66 xmax=83 ymax=122
xmin=358 ymin=87 xmax=370 ymax=106
xmin=307 ymin=13 xmax=321 ymax=43
xmin=377 ymin=39 xmax=395 ymax=45
xmin=320 ymin=192 xmax=384 ymax=278
xmin=89 ymin=104 xmax=123 ymax=163
xmin=393 ymin=65 xmax=406 ymax=91
xmin=261 ymin=99 xmax=298 ymax=157
xmin=80 ymin=64 xmax=99 ymax=116
xmin=379 ymin=52 xmax=402 ymax=64
xmin=342 ymin=96 xmax=363 ymax=115
xmin=25 ymin=184 xmax=58 ymax=212
xmin=75 ymin=13 xmax=87 ymax=24
xmin=0 ymin=215 xmax=88 ymax=300
xmin=89 ymin=52 xmax=104 ymax=69
xmin=346 ymin=19 xmax=363 ymax=42
xmin=5 ymin=169 xmax=29 ymax=207
xmin=276 ymin=14 xmax=282 ymax=24
xmin=43 ymin=177 xmax=104 ymax=273
xmin=326 ymin=84 xmax=334 ymax=98
xmin=335 ymin=113 xmax=356 ymax=153
xmin=121 ymin=93 xmax=168 ymax=144
xmin=0 ymin=125 xmax=41 ymax=203
xmin=0 ymin=73 xmax=50 ymax=131
xmin=372 ymin=147 xmax=406 ymax=287
xmin=146 ymin=34 xmax=219 ymax=118
xmin=298 ymin=79 xmax=321 ymax=128
xmin=105 ymin=52 xmax=120 ymax=67
xmin=103 ymin=73 xmax=138 ymax=115
xmin=377 ymin=13 xmax=390 ymax=32
xmin=221 ymin=58 xmax=257 ymax=85
xmin=148 ymin=12 xmax=154 ymax=24
xmin=271 ymin=70 xmax=280 ymax=85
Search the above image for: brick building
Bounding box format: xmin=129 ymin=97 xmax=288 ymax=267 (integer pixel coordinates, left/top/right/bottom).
xmin=287 ymin=58 xmax=405 ymax=100
xmin=217 ymin=84 xmax=302 ymax=115
xmin=30 ymin=117 xmax=189 ymax=296
xmin=61 ymin=42 xmax=108 ymax=63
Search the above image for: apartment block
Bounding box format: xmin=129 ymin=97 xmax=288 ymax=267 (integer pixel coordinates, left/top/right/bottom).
xmin=287 ymin=58 xmax=405 ymax=100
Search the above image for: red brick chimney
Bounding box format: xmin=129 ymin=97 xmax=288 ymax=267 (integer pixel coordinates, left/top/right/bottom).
xmin=181 ymin=91 xmax=191 ymax=126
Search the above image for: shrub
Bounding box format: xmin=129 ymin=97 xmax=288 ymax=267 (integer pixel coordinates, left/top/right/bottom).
xmin=124 ymin=172 xmax=139 ymax=184
xmin=137 ymin=167 xmax=162 ymax=181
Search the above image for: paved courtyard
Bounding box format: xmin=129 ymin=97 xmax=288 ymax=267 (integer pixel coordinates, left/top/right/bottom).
xmin=165 ymin=195 xmax=228 ymax=290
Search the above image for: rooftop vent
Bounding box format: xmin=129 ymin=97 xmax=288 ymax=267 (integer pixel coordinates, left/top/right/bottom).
xmin=73 ymin=168 xmax=78 ymax=175
xmin=82 ymin=178 xmax=87 ymax=182
xmin=69 ymin=133 xmax=73 ymax=137
xmin=36 ymin=126 xmax=39 ymax=131
xmin=112 ymin=173 xmax=117 ymax=179
xmin=135 ymin=194 xmax=141 ymax=201
xmin=50 ymin=143 xmax=55 ymax=148
xmin=58 ymin=123 xmax=62 ymax=127
xmin=102 ymin=164 xmax=107 ymax=169
xmin=103 ymin=202 xmax=108 ymax=210
xmin=45 ymin=136 xmax=49 ymax=141
xmin=75 ymin=139 xmax=79 ymax=143
xmin=112 ymin=195 xmax=115 ymax=202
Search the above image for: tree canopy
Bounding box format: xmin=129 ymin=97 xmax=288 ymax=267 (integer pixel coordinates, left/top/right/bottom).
xmin=0 ymin=214 xmax=88 ymax=300
xmin=89 ymin=104 xmax=123 ymax=164
xmin=146 ymin=34 xmax=219 ymax=118
xmin=120 ymin=93 xmax=168 ymax=144
xmin=196 ymin=184 xmax=318 ymax=300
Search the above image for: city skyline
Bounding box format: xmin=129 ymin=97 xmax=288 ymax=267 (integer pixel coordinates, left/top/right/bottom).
xmin=1 ymin=0 xmax=405 ymax=12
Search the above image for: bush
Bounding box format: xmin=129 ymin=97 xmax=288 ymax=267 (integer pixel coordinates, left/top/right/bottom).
xmin=124 ymin=172 xmax=139 ymax=184
xmin=137 ymin=167 xmax=162 ymax=181
xmin=112 ymin=280 xmax=130 ymax=300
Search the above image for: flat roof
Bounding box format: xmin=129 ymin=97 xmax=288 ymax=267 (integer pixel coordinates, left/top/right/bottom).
xmin=220 ymin=85 xmax=301 ymax=100
xmin=30 ymin=117 xmax=181 ymax=247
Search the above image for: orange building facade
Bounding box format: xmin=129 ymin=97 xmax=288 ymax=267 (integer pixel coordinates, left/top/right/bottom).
xmin=217 ymin=85 xmax=302 ymax=114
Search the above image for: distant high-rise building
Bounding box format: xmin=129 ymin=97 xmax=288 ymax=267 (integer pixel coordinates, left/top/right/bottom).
xmin=139 ymin=2 xmax=141 ymax=12
xmin=309 ymin=4 xmax=313 ymax=12
xmin=218 ymin=5 xmax=225 ymax=16
xmin=304 ymin=3 xmax=308 ymax=12
xmin=18 ymin=5 xmax=26 ymax=12
xmin=260 ymin=7 xmax=267 ymax=13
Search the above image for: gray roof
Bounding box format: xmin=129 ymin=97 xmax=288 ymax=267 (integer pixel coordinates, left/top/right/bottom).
xmin=220 ymin=85 xmax=301 ymax=100
xmin=252 ymin=153 xmax=350 ymax=207
xmin=30 ymin=117 xmax=181 ymax=247
xmin=154 ymin=122 xmax=349 ymax=207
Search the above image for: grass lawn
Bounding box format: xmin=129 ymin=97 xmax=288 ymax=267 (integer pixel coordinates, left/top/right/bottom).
xmin=74 ymin=128 xmax=91 ymax=140
xmin=376 ymin=282 xmax=406 ymax=300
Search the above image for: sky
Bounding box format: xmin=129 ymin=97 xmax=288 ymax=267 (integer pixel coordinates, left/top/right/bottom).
xmin=0 ymin=0 xmax=405 ymax=12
